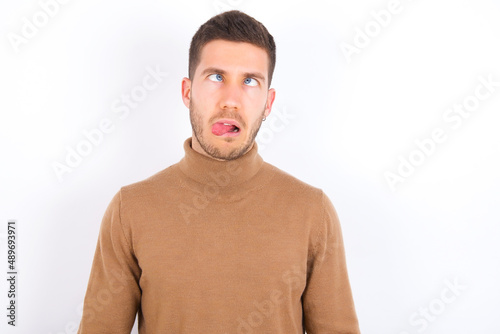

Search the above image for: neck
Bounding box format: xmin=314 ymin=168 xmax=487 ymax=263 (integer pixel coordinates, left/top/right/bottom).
xmin=176 ymin=137 xmax=276 ymax=201
xmin=179 ymin=137 xmax=262 ymax=186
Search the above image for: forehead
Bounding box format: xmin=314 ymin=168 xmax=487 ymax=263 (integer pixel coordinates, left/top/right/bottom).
xmin=196 ymin=39 xmax=269 ymax=79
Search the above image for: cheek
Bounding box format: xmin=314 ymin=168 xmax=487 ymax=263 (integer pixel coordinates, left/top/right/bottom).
xmin=194 ymin=84 xmax=219 ymax=108
xmin=239 ymin=93 xmax=267 ymax=123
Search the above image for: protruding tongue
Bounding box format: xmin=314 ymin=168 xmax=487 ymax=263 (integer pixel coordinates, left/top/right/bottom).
xmin=212 ymin=123 xmax=237 ymax=136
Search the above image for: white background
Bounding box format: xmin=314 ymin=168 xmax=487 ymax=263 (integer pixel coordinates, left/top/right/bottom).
xmin=1 ymin=0 xmax=500 ymax=333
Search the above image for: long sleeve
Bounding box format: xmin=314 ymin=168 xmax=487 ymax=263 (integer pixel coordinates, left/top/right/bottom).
xmin=77 ymin=189 xmax=141 ymax=333
xmin=302 ymin=191 xmax=360 ymax=334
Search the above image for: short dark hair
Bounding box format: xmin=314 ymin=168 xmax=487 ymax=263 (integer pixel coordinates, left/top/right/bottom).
xmin=188 ymin=10 xmax=276 ymax=87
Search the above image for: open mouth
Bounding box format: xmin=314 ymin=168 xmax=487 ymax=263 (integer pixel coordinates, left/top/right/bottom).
xmin=212 ymin=122 xmax=241 ymax=136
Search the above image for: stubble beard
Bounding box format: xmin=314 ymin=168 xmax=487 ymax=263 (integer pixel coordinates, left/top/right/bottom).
xmin=189 ymin=98 xmax=265 ymax=161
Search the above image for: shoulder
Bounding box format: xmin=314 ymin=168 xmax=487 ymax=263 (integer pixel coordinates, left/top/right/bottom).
xmin=262 ymin=161 xmax=325 ymax=201
xmin=118 ymin=162 xmax=181 ymax=202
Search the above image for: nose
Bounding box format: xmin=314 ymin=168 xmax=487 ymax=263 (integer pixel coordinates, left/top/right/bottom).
xmin=219 ymin=83 xmax=242 ymax=110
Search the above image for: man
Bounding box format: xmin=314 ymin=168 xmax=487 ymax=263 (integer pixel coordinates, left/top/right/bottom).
xmin=78 ymin=10 xmax=360 ymax=334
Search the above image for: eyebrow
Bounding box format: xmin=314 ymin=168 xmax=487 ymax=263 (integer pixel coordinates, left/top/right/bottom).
xmin=200 ymin=67 xmax=266 ymax=83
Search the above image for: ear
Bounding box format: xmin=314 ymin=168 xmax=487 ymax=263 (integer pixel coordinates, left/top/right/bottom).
xmin=181 ymin=77 xmax=192 ymax=108
xmin=264 ymin=88 xmax=276 ymax=118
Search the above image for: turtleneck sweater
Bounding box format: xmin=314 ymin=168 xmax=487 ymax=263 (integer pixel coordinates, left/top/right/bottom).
xmin=77 ymin=137 xmax=360 ymax=334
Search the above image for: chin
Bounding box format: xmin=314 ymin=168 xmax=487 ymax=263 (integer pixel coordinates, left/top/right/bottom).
xmin=207 ymin=136 xmax=251 ymax=160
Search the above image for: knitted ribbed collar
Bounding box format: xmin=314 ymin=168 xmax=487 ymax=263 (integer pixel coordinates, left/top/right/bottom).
xmin=177 ymin=137 xmax=265 ymax=196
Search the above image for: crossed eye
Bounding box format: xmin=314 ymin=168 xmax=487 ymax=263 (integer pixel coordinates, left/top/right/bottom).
xmin=208 ymin=74 xmax=258 ymax=86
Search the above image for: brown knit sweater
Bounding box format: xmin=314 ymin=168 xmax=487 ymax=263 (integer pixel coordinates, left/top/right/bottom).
xmin=77 ymin=137 xmax=360 ymax=333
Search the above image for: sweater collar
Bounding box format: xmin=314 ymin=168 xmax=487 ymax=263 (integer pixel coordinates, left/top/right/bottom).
xmin=178 ymin=137 xmax=264 ymax=189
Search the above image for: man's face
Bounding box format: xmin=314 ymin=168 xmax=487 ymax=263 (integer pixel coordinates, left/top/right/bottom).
xmin=182 ymin=39 xmax=276 ymax=161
